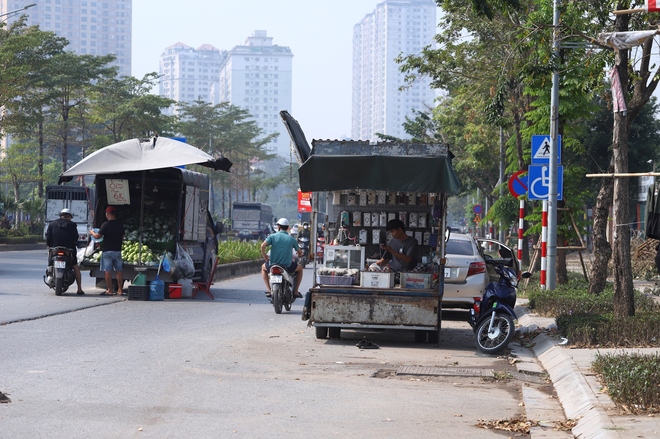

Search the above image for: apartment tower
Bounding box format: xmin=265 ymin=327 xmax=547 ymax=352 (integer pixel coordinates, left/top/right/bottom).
xmin=159 ymin=43 xmax=226 ymax=115
xmin=0 ymin=0 xmax=132 ymax=77
xmin=352 ymin=0 xmax=436 ymax=141
xmin=211 ymin=30 xmax=293 ymax=158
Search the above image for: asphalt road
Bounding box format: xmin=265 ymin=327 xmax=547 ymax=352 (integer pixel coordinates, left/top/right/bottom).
xmin=1 ymin=251 xmax=539 ymax=438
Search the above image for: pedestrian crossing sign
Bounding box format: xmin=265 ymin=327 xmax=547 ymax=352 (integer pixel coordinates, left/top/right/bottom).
xmin=531 ymin=135 xmax=561 ymax=164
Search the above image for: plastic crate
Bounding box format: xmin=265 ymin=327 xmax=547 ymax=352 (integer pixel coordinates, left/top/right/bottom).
xmin=128 ymin=285 xmax=150 ymax=301
xmin=317 ymin=275 xmax=356 ymax=286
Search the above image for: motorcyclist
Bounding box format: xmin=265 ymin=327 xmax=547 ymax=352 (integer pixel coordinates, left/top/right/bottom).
xmin=298 ymin=222 xmax=311 ymax=240
xmin=45 ymin=208 xmax=84 ymax=295
xmin=261 ymin=218 xmax=303 ymax=299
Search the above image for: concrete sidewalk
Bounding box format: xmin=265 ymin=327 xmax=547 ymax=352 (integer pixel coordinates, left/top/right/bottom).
xmin=517 ymin=306 xmax=660 ymax=439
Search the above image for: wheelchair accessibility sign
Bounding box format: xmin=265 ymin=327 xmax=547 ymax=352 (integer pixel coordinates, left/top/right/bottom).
xmin=528 ymin=165 xmax=563 ymax=200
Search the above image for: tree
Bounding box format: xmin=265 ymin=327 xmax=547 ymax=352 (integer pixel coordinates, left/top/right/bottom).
xmin=176 ymin=101 xmax=278 ymax=216
xmin=87 ymin=73 xmax=176 ymax=147
xmin=41 ymin=51 xmax=117 ymax=172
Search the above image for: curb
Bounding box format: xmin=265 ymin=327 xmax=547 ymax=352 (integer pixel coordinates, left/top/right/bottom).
xmin=517 ymin=306 xmax=621 ymax=439
xmin=0 ymin=243 xmax=45 ymax=252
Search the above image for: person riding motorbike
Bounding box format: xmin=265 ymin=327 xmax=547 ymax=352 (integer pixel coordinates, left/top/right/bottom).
xmin=298 ymin=222 xmax=311 ymax=240
xmin=45 ymin=208 xmax=84 ymax=295
xmin=261 ymin=218 xmax=303 ymax=299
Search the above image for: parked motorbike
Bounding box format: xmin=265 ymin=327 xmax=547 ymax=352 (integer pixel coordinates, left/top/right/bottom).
xmin=297 ymin=236 xmax=310 ymax=268
xmin=44 ymin=246 xmax=76 ymax=296
xmin=468 ymin=260 xmax=530 ymax=354
xmin=268 ymin=263 xmax=297 ymax=314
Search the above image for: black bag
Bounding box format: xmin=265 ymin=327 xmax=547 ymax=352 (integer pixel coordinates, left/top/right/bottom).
xmin=646 ymin=185 xmax=660 ymax=240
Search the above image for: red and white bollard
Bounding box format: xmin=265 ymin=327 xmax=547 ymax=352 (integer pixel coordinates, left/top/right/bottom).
xmin=517 ymin=199 xmax=524 ymax=272
xmin=541 ymin=200 xmax=548 ymax=289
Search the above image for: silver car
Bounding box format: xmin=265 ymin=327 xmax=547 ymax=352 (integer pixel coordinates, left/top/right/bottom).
xmin=442 ymin=233 xmax=518 ymax=309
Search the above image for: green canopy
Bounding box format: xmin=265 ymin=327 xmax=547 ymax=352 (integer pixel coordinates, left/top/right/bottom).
xmin=298 ymin=154 xmax=461 ymax=194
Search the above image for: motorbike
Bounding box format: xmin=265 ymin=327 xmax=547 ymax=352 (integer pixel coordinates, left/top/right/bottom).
xmin=268 ymin=263 xmax=297 ymax=314
xmin=468 ymin=260 xmax=530 ymax=354
xmin=44 ymin=246 xmax=76 ymax=296
xmin=297 ymin=236 xmax=310 ymax=268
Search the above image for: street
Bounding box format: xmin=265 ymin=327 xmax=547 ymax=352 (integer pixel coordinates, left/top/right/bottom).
xmin=1 ymin=251 xmax=539 ymax=438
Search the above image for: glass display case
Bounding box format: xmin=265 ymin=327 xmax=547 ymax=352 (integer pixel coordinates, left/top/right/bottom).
xmin=324 ymin=245 xmax=365 ymax=270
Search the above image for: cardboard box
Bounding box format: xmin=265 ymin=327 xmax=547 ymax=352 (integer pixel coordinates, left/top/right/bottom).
xmin=360 ymin=271 xmax=395 ymax=288
xmin=400 ymin=272 xmax=433 ymax=289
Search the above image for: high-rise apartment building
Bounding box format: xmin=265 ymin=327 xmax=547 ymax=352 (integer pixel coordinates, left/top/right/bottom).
xmin=352 ymin=0 xmax=436 ymax=141
xmin=159 ymin=43 xmax=226 ymax=115
xmin=211 ymin=30 xmax=293 ymax=158
xmin=0 ymin=0 xmax=132 ymax=77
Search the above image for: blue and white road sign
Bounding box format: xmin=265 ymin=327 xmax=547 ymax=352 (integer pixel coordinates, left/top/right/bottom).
xmin=528 ymin=165 xmax=563 ymax=201
xmin=531 ymin=135 xmax=561 ymax=165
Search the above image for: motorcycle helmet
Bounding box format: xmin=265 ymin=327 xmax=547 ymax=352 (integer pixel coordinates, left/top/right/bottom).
xmin=303 ymin=222 xmax=309 ymax=229
xmin=60 ymin=208 xmax=73 ymax=218
xmin=276 ymin=218 xmax=289 ymax=227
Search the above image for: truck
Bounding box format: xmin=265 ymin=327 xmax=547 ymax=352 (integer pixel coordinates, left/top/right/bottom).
xmin=280 ymin=110 xmax=462 ymax=343
xmin=44 ymin=185 xmax=96 ymax=247
xmin=231 ymin=202 xmax=275 ymax=241
xmin=84 ymin=167 xmax=220 ymax=288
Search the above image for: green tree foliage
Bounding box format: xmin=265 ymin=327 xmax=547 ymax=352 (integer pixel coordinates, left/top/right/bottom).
xmin=175 ymin=101 xmax=278 ymax=216
xmin=87 ymin=73 xmax=176 ymax=147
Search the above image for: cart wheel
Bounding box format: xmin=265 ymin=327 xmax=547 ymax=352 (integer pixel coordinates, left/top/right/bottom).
xmin=427 ymin=330 xmax=439 ymax=344
xmin=328 ymin=327 xmax=341 ymax=339
xmin=315 ymin=326 xmax=328 ymax=339
xmin=414 ymin=330 xmax=427 ymax=343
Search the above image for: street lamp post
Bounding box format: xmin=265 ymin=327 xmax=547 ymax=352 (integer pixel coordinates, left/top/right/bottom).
xmin=0 ymin=3 xmax=36 ymax=20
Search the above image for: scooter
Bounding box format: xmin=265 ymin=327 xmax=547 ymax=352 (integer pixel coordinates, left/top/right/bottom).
xmin=297 ymin=236 xmax=310 ymax=268
xmin=468 ymin=260 xmax=530 ymax=354
xmin=44 ymin=246 xmax=76 ymax=296
xmin=268 ymin=263 xmax=297 ymax=314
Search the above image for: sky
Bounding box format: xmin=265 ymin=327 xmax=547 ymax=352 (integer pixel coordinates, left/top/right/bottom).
xmin=131 ymin=1 xmax=398 ymax=141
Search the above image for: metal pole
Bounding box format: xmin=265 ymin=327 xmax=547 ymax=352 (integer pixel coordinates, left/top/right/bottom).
xmin=546 ymin=0 xmax=560 ymax=290
xmin=499 ymin=126 xmax=504 ymax=241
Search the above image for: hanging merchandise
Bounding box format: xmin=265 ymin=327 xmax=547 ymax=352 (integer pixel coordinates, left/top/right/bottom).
xmin=359 ymin=229 xmax=368 ymax=245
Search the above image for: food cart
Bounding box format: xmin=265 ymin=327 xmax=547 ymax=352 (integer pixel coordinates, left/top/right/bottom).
xmin=59 ymin=137 xmax=232 ymax=291
xmin=280 ymin=111 xmax=461 ymax=342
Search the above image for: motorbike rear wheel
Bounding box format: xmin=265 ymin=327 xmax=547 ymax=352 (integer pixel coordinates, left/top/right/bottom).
xmin=272 ymin=284 xmax=283 ymax=314
xmin=55 ymin=276 xmax=64 ymax=296
xmin=475 ymin=313 xmax=515 ymax=354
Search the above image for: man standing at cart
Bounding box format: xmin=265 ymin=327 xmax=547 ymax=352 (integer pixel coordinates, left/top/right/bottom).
xmin=376 ymin=219 xmax=419 ymax=272
xmin=90 ymin=206 xmax=125 ymax=295
xmin=261 ymin=218 xmax=303 ymax=299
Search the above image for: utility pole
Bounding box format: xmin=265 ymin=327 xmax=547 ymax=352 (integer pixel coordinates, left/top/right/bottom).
xmin=547 ymin=0 xmax=560 ymax=290
xmin=499 ymin=126 xmax=504 ymax=241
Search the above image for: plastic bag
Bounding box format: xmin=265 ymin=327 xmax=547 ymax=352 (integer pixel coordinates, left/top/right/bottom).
xmin=173 ymin=244 xmax=195 ymax=279
xmin=161 ymin=253 xmax=174 ymax=274
xmin=77 ymin=240 xmax=96 ymax=264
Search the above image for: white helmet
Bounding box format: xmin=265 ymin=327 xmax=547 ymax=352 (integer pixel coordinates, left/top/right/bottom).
xmin=276 ymin=218 xmax=289 ymax=226
xmin=60 ymin=208 xmax=73 ymax=217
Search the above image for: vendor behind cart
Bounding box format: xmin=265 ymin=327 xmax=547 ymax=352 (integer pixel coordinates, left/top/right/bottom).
xmin=375 ymin=219 xmax=418 ymax=272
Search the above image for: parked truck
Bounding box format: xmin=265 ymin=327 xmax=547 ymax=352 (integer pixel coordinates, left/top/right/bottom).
xmin=44 ymin=185 xmax=96 ymax=247
xmin=231 ymin=202 xmax=274 ymax=241
xmin=84 ymin=167 xmax=220 ymax=288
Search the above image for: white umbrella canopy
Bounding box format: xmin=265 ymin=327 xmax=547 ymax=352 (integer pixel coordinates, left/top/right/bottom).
xmin=59 ymin=137 xmax=232 ymax=183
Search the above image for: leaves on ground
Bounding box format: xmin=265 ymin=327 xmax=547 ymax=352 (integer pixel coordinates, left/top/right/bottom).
xmin=476 ymin=418 xmax=539 ymax=434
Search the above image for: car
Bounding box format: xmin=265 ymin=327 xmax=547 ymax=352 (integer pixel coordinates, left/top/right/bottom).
xmin=442 ymin=233 xmax=517 ymax=310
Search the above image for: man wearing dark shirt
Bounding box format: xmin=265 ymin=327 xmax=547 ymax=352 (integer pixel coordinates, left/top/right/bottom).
xmin=376 ymin=219 xmax=419 ymax=271
xmin=45 ymin=208 xmax=85 ymax=295
xmin=90 ymin=206 xmax=125 ymax=295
